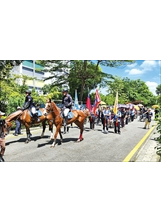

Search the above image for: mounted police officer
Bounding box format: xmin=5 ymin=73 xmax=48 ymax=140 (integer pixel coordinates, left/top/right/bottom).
xmin=62 ymin=89 xmax=73 ymax=134
xmin=23 ymin=90 xmax=40 ymax=122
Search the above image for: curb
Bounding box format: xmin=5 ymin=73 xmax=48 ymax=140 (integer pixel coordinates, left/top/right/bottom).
xmin=123 ymin=122 xmax=157 ymax=162
xmin=130 ymin=123 xmax=159 ymax=162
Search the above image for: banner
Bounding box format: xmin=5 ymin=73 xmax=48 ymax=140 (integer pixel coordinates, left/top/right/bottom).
xmin=74 ymin=89 xmax=80 ymax=110
xmin=93 ymin=89 xmax=101 ymax=115
xmin=113 ymin=91 xmax=118 ymax=114
xmin=86 ymin=94 xmax=91 ymax=111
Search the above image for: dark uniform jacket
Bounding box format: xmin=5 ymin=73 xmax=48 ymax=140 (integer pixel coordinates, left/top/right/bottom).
xmin=23 ymin=95 xmax=34 ymax=109
xmin=62 ymin=94 xmax=72 ymax=109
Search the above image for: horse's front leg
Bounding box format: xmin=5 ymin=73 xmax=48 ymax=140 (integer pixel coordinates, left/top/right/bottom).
xmin=0 ymin=154 xmax=5 ymax=162
xmin=48 ymin=121 xmax=54 ymax=140
xmin=77 ymin=123 xmax=84 ymax=142
xmin=0 ymin=145 xmax=5 ymax=162
xmin=50 ymin=125 xmax=61 ymax=148
xmin=40 ymin=121 xmax=46 ymax=138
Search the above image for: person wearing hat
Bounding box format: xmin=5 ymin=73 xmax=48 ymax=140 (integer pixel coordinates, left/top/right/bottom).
xmin=13 ymin=106 xmax=22 ymax=136
xmin=23 ymin=89 xmax=40 ymax=122
xmin=0 ymin=111 xmax=5 ymax=116
xmin=0 ymin=110 xmax=6 ymax=162
xmin=62 ymin=89 xmax=73 ymax=134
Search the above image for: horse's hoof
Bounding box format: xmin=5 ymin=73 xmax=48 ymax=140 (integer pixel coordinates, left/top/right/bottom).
xmin=0 ymin=155 xmax=5 ymax=162
xmin=50 ymin=145 xmax=55 ymax=148
xmin=76 ymin=138 xmax=84 ymax=142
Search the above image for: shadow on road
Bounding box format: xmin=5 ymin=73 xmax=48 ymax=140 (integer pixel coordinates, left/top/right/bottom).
xmin=37 ymin=137 xmax=79 ymax=148
xmin=6 ymin=135 xmax=50 ymax=146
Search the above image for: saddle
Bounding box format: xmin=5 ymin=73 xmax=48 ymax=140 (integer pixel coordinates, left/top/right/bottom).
xmin=28 ymin=109 xmax=43 ymax=117
xmin=61 ymin=111 xmax=74 ymax=119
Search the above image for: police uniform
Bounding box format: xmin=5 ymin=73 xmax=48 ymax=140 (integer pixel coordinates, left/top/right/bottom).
xmin=23 ymin=90 xmax=39 ymax=121
xmin=62 ymin=89 xmax=73 ymax=133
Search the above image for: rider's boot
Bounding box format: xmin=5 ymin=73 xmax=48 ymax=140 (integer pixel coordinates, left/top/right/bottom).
xmin=33 ymin=113 xmax=40 ymax=122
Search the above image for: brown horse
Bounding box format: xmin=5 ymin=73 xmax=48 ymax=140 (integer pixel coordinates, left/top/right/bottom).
xmin=0 ymin=119 xmax=10 ymax=162
xmin=5 ymin=108 xmax=56 ymax=143
xmin=45 ymin=101 xmax=90 ymax=147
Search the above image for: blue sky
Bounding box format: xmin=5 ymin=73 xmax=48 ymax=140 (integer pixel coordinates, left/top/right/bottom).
xmin=94 ymin=60 xmax=161 ymax=96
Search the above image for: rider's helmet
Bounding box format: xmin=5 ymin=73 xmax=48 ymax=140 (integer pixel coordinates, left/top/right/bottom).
xmin=26 ymin=89 xmax=31 ymax=94
xmin=62 ymin=89 xmax=68 ymax=93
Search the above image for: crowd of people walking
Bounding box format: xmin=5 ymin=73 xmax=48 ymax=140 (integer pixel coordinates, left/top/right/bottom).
xmin=88 ymin=104 xmax=155 ymax=134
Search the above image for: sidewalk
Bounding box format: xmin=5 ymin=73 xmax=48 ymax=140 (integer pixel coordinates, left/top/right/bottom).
xmin=134 ymin=126 xmax=160 ymax=162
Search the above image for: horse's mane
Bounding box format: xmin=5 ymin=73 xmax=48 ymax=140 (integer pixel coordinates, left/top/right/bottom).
xmin=6 ymin=110 xmax=23 ymax=122
xmin=51 ymin=102 xmax=61 ymax=114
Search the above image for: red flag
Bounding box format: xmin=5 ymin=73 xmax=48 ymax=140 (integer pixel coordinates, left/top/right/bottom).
xmin=93 ymin=89 xmax=101 ymax=115
xmin=86 ymin=94 xmax=91 ymax=111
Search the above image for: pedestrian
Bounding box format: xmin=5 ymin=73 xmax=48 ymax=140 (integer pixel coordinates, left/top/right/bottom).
xmin=154 ymin=108 xmax=159 ymax=119
xmin=89 ymin=110 xmax=96 ymax=130
xmin=143 ymin=109 xmax=153 ymax=129
xmin=96 ymin=106 xmax=102 ymax=125
xmin=61 ymin=89 xmax=73 ymax=134
xmin=13 ymin=106 xmax=22 ymax=136
xmin=130 ymin=108 xmax=135 ymax=122
xmin=102 ymin=106 xmax=111 ymax=133
xmin=0 ymin=110 xmax=6 ymax=162
xmin=113 ymin=108 xmax=121 ymax=134
xmin=125 ymin=108 xmax=130 ymax=125
xmin=120 ymin=108 xmax=126 ymax=128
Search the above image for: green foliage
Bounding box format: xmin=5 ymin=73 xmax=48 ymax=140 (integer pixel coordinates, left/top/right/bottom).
xmin=40 ymin=60 xmax=134 ymax=102
xmin=154 ymin=113 xmax=161 ymax=156
xmin=156 ymin=84 xmax=161 ymax=96
xmin=0 ymin=60 xmax=22 ymax=79
xmin=0 ymin=60 xmax=157 ymax=115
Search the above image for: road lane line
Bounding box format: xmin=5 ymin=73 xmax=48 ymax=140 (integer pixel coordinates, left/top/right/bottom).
xmin=123 ymin=123 xmax=157 ymax=162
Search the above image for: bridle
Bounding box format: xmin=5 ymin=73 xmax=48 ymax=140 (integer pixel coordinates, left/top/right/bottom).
xmin=45 ymin=102 xmax=54 ymax=114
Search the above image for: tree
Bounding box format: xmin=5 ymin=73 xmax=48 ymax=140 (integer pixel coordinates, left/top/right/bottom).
xmin=0 ymin=60 xmax=23 ymax=79
xmin=41 ymin=60 xmax=134 ymax=102
xmin=156 ymin=84 xmax=161 ymax=96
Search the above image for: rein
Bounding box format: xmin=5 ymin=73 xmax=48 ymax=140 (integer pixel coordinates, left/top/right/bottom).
xmin=45 ymin=103 xmax=63 ymax=119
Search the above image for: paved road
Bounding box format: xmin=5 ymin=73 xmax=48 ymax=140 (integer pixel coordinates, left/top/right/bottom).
xmin=4 ymin=118 xmax=155 ymax=162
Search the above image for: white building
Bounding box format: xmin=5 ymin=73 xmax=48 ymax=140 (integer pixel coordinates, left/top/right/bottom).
xmin=12 ymin=60 xmax=69 ymax=94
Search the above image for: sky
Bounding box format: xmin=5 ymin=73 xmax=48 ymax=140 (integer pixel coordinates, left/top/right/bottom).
xmin=93 ymin=60 xmax=161 ymax=96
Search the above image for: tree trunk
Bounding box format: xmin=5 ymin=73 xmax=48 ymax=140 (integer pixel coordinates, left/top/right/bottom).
xmin=80 ymin=79 xmax=85 ymax=103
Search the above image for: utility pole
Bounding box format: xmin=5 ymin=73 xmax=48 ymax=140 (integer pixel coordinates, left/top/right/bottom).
xmin=33 ymin=60 xmax=35 ymax=88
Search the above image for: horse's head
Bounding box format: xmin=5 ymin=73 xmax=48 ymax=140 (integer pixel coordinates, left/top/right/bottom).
xmin=45 ymin=102 xmax=53 ymax=114
xmin=83 ymin=109 xmax=91 ymax=117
